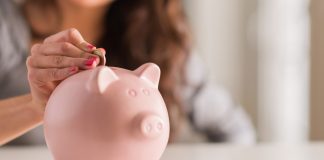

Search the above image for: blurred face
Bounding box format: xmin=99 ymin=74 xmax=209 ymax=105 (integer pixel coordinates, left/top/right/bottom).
xmin=58 ymin=0 xmax=113 ymax=8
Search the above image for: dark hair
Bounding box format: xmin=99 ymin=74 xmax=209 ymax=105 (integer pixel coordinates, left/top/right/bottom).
xmin=24 ymin=0 xmax=192 ymax=142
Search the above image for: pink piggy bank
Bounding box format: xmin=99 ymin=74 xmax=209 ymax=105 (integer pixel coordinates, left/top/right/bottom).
xmin=44 ymin=63 xmax=170 ymax=160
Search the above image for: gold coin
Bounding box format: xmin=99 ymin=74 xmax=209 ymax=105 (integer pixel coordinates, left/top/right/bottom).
xmin=92 ymin=49 xmax=105 ymax=66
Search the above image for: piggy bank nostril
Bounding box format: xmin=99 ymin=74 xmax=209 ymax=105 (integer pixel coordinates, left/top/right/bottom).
xmin=156 ymin=122 xmax=163 ymax=131
xmin=140 ymin=115 xmax=164 ymax=138
xmin=146 ymin=123 xmax=153 ymax=132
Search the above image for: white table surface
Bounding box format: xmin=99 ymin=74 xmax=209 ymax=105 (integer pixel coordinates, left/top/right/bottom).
xmin=1 ymin=143 xmax=324 ymax=160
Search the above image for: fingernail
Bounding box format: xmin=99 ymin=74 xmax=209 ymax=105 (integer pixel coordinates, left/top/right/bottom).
xmin=84 ymin=57 xmax=96 ymax=67
xmin=93 ymin=56 xmax=100 ymax=65
xmin=87 ymin=56 xmax=100 ymax=65
xmin=81 ymin=42 xmax=96 ymax=52
xmin=69 ymin=66 xmax=78 ymax=74
xmin=87 ymin=44 xmax=96 ymax=51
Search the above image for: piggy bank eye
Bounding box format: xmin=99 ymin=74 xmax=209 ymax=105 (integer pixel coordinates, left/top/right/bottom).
xmin=128 ymin=89 xmax=137 ymax=97
xmin=142 ymin=89 xmax=150 ymax=96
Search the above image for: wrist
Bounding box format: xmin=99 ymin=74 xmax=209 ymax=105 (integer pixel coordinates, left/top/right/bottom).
xmin=27 ymin=98 xmax=45 ymax=120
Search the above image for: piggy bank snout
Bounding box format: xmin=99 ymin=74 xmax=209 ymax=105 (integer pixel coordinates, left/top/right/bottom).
xmin=139 ymin=115 xmax=165 ymax=138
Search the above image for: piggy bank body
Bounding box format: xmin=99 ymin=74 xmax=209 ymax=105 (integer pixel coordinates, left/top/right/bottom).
xmin=44 ymin=63 xmax=170 ymax=160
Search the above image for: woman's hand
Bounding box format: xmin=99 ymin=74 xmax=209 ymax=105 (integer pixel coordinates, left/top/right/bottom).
xmin=26 ymin=28 xmax=105 ymax=112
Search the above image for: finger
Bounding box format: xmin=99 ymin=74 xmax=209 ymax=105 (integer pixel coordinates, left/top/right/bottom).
xmin=28 ymin=66 xmax=79 ymax=83
xmin=27 ymin=55 xmax=98 ymax=70
xmin=31 ymin=42 xmax=99 ymax=59
xmin=43 ymin=28 xmax=96 ymax=52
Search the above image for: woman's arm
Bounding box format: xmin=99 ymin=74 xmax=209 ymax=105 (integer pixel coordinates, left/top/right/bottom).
xmin=0 ymin=28 xmax=104 ymax=145
xmin=0 ymin=94 xmax=43 ymax=145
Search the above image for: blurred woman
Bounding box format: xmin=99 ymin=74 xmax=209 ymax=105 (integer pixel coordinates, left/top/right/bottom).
xmin=0 ymin=0 xmax=255 ymax=145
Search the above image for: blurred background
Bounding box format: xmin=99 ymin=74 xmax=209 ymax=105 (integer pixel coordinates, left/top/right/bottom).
xmin=183 ymin=0 xmax=323 ymax=143
xmin=2 ymin=0 xmax=323 ymax=146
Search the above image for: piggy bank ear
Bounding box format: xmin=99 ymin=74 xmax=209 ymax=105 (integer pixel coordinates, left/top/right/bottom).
xmin=86 ymin=66 xmax=118 ymax=94
xmin=134 ymin=63 xmax=161 ymax=88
